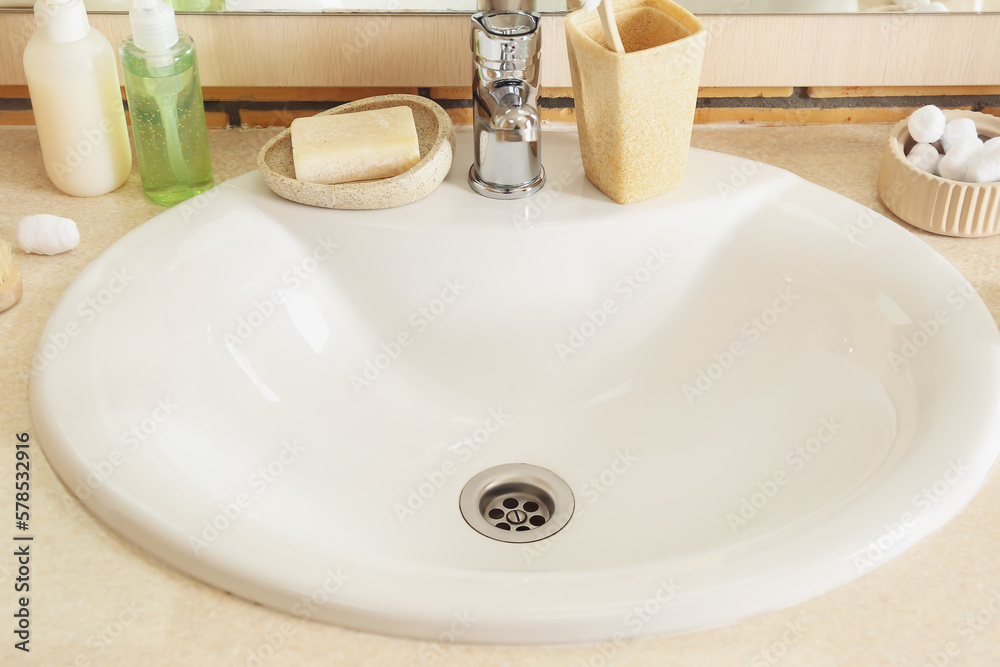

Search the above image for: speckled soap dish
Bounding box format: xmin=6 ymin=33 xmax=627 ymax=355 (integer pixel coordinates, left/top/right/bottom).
xmin=257 ymin=95 xmax=455 ymax=210
xmin=877 ymin=109 xmax=1000 ymax=237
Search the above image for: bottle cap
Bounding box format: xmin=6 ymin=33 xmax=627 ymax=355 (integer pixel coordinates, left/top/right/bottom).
xmin=129 ymin=0 xmax=179 ymax=53
xmin=34 ymin=0 xmax=90 ymax=44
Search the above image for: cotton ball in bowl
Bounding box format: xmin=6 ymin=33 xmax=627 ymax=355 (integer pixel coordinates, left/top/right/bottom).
xmin=17 ymin=214 xmax=80 ymax=255
xmin=941 ymin=118 xmax=980 ymax=153
xmin=907 ymin=105 xmax=946 ymax=144
xmin=966 ymin=151 xmax=1000 ymax=184
xmin=906 ymin=142 xmax=942 ymax=175
xmin=938 ymin=138 xmax=984 ymax=182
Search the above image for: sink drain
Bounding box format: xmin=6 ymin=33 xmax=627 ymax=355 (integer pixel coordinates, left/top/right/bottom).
xmin=459 ymin=463 xmax=574 ymax=543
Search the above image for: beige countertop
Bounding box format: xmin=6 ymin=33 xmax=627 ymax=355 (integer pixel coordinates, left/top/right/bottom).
xmin=2 ymin=123 xmax=1000 ymax=666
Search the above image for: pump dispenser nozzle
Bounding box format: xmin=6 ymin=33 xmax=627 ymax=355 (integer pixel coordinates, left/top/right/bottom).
xmin=129 ymin=0 xmax=178 ymax=53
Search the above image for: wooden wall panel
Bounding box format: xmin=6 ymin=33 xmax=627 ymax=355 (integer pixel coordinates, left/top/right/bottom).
xmin=1 ymin=12 xmax=998 ymax=88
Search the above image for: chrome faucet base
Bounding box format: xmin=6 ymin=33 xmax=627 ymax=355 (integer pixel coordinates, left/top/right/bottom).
xmin=469 ymin=11 xmax=544 ymax=200
xmin=468 ymin=166 xmax=545 ymax=200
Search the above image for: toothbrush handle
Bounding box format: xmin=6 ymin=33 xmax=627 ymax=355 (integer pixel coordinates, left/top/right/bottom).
xmin=598 ymin=0 xmax=626 ymax=54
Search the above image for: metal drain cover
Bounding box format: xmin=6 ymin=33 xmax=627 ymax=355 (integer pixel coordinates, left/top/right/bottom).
xmin=459 ymin=463 xmax=574 ymax=543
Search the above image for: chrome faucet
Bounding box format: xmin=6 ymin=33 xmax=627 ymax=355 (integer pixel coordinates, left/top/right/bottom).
xmin=469 ymin=11 xmax=545 ymax=199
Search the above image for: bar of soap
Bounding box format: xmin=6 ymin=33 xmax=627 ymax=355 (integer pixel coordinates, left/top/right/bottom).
xmin=290 ymin=106 xmax=422 ymax=185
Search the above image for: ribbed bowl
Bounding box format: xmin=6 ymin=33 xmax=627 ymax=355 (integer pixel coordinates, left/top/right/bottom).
xmin=877 ymin=109 xmax=1000 ymax=237
xmin=257 ymin=95 xmax=455 ymax=210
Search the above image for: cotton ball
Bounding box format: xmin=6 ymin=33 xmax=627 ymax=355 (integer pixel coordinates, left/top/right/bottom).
xmin=909 ymin=2 xmax=948 ymax=11
xmin=906 ymin=142 xmax=942 ymax=175
xmin=907 ymin=106 xmax=946 ymax=144
xmin=941 ymin=118 xmax=979 ymax=153
xmin=17 ymin=214 xmax=80 ymax=255
xmin=966 ymin=152 xmax=1000 ymax=183
xmin=938 ymin=138 xmax=985 ymax=182
xmin=985 ymin=136 xmax=1000 ymax=153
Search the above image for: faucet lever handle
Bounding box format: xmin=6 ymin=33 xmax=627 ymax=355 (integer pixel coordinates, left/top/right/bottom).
xmin=471 ymin=11 xmax=541 ymax=69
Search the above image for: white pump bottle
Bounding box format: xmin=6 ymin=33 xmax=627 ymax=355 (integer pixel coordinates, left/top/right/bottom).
xmin=22 ymin=0 xmax=132 ymax=197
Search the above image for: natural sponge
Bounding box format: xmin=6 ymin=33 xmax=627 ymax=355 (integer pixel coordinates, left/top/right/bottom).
xmin=290 ymin=106 xmax=421 ymax=185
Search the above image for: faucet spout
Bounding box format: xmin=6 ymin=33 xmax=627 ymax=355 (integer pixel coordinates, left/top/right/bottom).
xmin=469 ymin=11 xmax=546 ymax=200
xmin=490 ymin=81 xmax=540 ymax=142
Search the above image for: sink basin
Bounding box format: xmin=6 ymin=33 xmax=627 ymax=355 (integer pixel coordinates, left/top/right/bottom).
xmin=30 ymin=131 xmax=1000 ymax=644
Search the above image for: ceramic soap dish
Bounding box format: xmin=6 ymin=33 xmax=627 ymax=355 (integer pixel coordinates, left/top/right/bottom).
xmin=257 ymin=94 xmax=455 ymax=210
xmin=877 ymin=109 xmax=1000 ymax=237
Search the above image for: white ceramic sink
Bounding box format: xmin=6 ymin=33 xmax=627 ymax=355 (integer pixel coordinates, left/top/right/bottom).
xmin=30 ymin=131 xmax=1000 ymax=644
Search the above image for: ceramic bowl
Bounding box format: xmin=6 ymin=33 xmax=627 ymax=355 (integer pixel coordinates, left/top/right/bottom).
xmin=877 ymin=109 xmax=1000 ymax=237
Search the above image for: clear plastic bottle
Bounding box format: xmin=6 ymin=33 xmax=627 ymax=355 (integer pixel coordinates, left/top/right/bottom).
xmin=22 ymin=0 xmax=132 ymax=197
xmin=120 ymin=0 xmax=214 ymax=206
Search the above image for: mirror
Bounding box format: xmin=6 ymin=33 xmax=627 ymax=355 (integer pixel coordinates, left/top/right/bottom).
xmin=1 ymin=0 xmax=996 ymax=13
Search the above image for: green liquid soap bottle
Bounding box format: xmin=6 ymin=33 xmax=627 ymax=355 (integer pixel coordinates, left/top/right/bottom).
xmin=120 ymin=0 xmax=213 ymax=206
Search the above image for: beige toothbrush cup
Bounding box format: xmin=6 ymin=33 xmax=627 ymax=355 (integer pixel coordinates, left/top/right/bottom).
xmin=565 ymin=0 xmax=706 ymax=205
